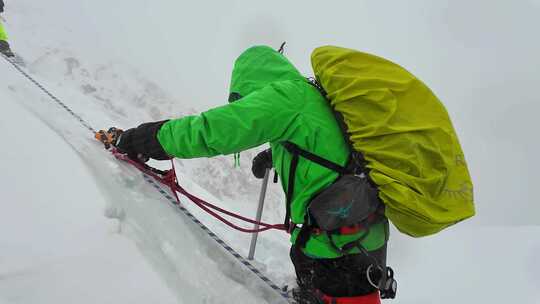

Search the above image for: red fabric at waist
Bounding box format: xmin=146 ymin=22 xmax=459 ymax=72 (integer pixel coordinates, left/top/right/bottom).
xmin=321 ymin=291 xmax=380 ymax=304
xmin=312 ymin=224 xmax=362 ymax=235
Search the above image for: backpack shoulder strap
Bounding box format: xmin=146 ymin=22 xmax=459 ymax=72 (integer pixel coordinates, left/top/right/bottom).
xmin=283 ymin=148 xmax=300 ymax=230
xmin=281 ymin=141 xmax=350 ymax=230
xmin=281 ymin=141 xmax=370 ymax=229
xmin=282 ymin=141 xmax=350 ymax=175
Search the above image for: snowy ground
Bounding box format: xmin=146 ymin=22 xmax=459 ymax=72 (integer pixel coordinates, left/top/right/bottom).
xmin=0 ymin=87 xmax=177 ymax=304
xmin=1 ymin=1 xmax=539 ymax=303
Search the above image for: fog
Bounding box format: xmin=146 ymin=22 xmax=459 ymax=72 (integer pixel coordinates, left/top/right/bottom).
xmin=3 ymin=1 xmax=539 ymax=302
xmin=10 ymin=0 xmax=539 ymax=224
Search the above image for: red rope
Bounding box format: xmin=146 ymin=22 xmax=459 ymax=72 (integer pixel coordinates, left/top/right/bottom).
xmin=112 ymin=150 xmax=286 ymax=233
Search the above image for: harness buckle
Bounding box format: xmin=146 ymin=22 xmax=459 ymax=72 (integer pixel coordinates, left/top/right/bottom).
xmin=366 ymin=265 xmax=397 ymax=299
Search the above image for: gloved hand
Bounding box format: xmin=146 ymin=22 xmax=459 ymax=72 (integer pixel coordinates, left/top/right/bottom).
xmin=252 ymin=149 xmax=272 ymax=179
xmin=95 ymin=127 xmax=123 ymax=149
xmin=95 ymin=120 xmax=171 ymax=162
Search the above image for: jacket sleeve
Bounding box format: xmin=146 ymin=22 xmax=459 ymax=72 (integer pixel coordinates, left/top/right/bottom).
xmin=157 ymin=81 xmax=304 ymax=158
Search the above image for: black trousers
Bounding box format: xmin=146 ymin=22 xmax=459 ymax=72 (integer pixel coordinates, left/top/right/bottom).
xmin=290 ymin=244 xmax=387 ymax=297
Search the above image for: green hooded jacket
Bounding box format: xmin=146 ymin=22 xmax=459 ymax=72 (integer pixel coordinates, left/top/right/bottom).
xmin=156 ymin=46 xmax=387 ymax=258
xmin=0 ymin=19 xmax=8 ymax=42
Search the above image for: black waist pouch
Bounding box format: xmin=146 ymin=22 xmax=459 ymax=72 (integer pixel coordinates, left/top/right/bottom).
xmin=308 ymin=174 xmax=381 ymax=231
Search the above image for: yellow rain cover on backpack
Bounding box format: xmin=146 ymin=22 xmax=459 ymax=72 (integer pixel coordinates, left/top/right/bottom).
xmin=311 ymin=46 xmax=475 ymax=237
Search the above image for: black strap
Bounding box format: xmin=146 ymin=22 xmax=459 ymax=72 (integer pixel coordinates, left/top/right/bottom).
xmin=294 ymin=210 xmax=316 ymax=248
xmin=282 ymin=142 xmax=350 ymax=175
xmin=284 ymin=151 xmax=299 ymax=230
xmin=282 ymin=141 xmax=358 ymax=231
xmin=307 ymin=77 xmax=327 ymax=96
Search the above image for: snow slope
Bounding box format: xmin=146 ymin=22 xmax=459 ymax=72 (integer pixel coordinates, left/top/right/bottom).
xmin=0 ymin=61 xmax=289 ymax=304
xmin=0 ymin=82 xmax=177 ymax=304
xmin=1 ymin=0 xmax=540 ymax=303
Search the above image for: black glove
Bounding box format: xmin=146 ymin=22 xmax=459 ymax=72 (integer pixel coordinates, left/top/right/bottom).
xmin=0 ymin=0 xmax=4 ymax=13
xmin=252 ymin=149 xmax=272 ymax=179
xmin=96 ymin=120 xmax=170 ymax=162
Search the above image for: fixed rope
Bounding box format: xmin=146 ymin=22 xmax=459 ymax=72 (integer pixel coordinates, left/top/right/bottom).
xmin=1 ymin=54 xmax=96 ymax=134
xmin=1 ymin=53 xmax=290 ymax=302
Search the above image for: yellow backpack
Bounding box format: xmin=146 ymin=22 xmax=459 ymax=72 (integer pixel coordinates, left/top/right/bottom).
xmin=310 ymin=46 xmax=475 ymax=237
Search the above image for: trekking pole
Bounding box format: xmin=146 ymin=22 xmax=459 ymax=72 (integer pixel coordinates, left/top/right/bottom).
xmin=247 ymin=168 xmax=270 ymax=260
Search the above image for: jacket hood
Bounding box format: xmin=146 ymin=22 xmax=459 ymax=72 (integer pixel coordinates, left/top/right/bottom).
xmin=229 ymin=45 xmax=304 ymax=102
